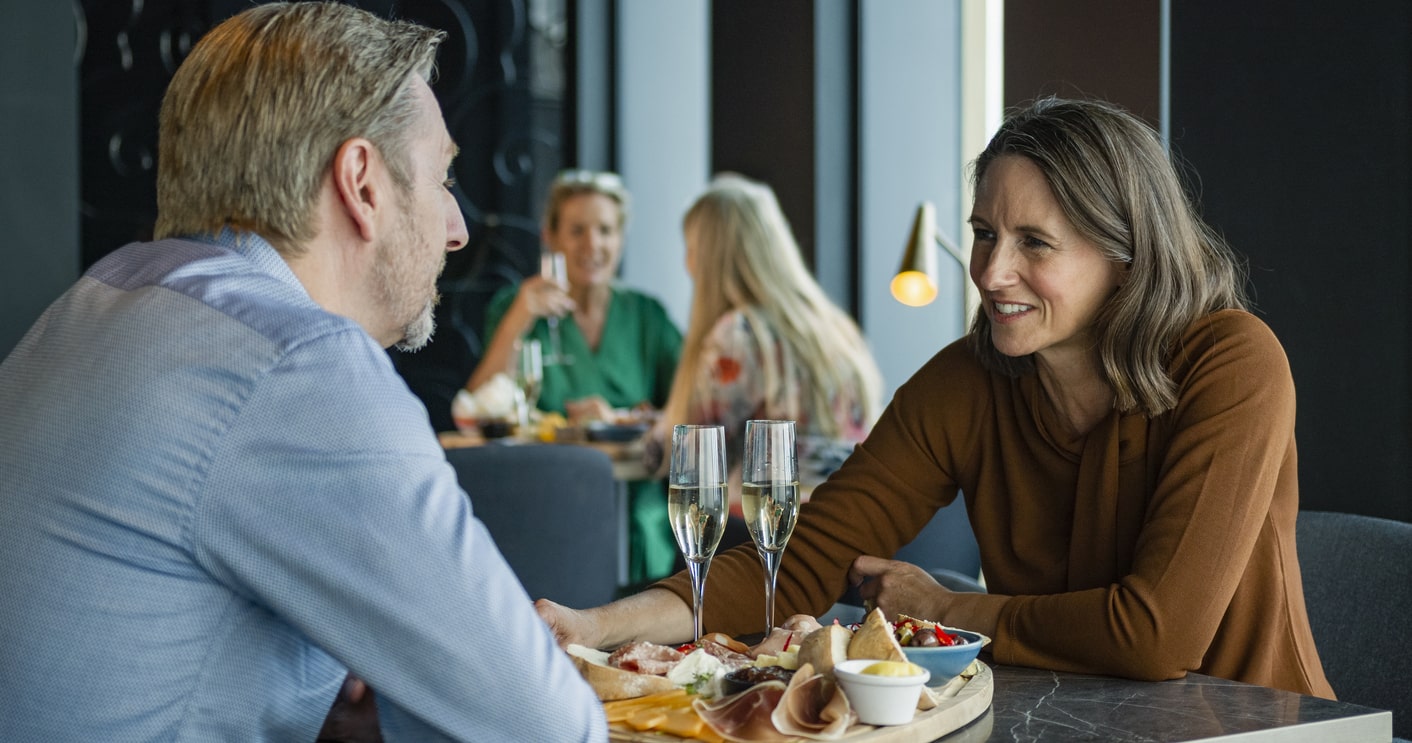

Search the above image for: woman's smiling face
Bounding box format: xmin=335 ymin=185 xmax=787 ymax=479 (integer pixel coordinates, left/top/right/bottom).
xmin=968 ymin=155 xmax=1125 ymax=365
xmin=545 ymin=192 xmax=624 ymax=290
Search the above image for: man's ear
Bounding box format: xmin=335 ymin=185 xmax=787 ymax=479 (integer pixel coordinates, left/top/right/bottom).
xmin=331 ymin=138 xmax=382 ymax=243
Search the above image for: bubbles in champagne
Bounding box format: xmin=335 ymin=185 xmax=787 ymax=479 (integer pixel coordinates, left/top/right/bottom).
xmin=742 ymin=481 xmax=800 ymax=552
xmin=668 ymin=484 xmax=727 ymax=562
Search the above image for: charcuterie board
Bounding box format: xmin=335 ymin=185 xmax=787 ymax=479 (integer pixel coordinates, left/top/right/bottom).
xmin=608 ymin=662 xmax=993 ymax=742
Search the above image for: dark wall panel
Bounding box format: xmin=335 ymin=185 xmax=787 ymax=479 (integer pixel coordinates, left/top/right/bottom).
xmin=711 ymin=0 xmax=818 ymax=267
xmin=1 ymin=2 xmax=79 ymax=357
xmin=1170 ymin=2 xmax=1412 ymax=522
xmin=1005 ymin=0 xmax=1161 ymax=127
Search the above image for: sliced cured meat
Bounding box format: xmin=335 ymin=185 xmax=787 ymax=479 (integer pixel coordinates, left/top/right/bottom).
xmin=750 ymin=615 xmax=825 ymax=659
xmin=608 ymin=641 xmax=685 ymax=676
xmin=695 ymin=638 xmax=755 ymax=670
xmin=694 ymin=681 xmax=793 ymax=743
xmin=700 ymin=631 xmax=752 ymax=655
xmin=771 ymin=663 xmax=856 ymax=740
xmin=779 ymin=614 xmax=824 ymax=635
xmin=750 ymin=627 xmax=796 ymax=659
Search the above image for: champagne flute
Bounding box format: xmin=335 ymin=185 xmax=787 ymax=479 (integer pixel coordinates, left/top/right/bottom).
xmin=668 ymin=424 xmax=727 ymax=643
xmin=540 ymin=252 xmax=574 ymax=366
xmin=742 ymin=419 xmax=800 ymax=634
xmin=515 ymin=339 xmax=543 ymax=430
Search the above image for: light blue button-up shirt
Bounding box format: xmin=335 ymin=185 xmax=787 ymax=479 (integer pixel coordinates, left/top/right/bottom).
xmin=0 ymin=232 xmax=607 ymax=741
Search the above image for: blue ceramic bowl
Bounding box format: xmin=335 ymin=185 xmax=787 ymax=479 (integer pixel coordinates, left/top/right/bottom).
xmin=901 ymin=628 xmax=987 ymax=685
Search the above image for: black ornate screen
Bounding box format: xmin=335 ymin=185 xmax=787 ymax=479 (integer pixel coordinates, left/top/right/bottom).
xmin=77 ymin=0 xmax=570 ymax=430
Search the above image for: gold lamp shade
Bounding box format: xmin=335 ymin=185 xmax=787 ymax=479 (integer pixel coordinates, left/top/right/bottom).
xmin=891 ymin=202 xmax=940 ymax=307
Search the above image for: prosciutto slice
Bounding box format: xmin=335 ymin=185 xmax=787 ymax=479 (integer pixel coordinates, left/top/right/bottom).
xmin=771 ymin=663 xmax=857 ymax=740
xmin=607 ymin=641 xmax=684 ymax=676
xmin=695 ymin=638 xmax=755 ymax=671
xmin=751 ymin=614 xmax=826 ymax=658
xmin=694 ymin=681 xmax=794 ymax=743
xmin=700 ymin=631 xmax=752 ymax=655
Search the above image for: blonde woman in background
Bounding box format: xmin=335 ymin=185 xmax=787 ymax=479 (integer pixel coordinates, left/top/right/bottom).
xmin=659 ymin=173 xmax=883 ymax=513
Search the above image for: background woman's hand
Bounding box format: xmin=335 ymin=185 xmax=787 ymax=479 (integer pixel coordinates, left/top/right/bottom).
xmin=515 ymin=275 xmax=576 ymax=319
xmin=565 ymin=395 xmax=615 ymax=424
xmin=847 ymin=555 xmax=950 ymax=621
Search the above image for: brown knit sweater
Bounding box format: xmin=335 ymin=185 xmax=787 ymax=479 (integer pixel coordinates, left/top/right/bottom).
xmin=658 ymin=310 xmax=1334 ymax=698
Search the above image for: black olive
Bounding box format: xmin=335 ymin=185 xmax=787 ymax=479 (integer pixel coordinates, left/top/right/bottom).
xmin=911 ymin=629 xmax=941 ymax=647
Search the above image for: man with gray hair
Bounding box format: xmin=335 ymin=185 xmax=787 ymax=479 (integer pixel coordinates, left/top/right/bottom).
xmin=0 ymin=3 xmax=605 ymax=740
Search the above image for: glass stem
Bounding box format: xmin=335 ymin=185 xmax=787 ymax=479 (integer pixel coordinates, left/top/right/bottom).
xmin=688 ymin=558 xmax=710 ymax=642
xmin=761 ymin=549 xmax=782 ymax=634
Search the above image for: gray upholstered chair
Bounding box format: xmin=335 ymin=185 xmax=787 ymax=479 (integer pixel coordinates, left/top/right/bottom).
xmin=894 ymin=500 xmax=983 ymax=591
xmin=822 ymin=501 xmax=984 ymax=626
xmin=445 ymin=444 xmax=620 ymax=609
xmin=1296 ymin=509 xmax=1412 ymax=741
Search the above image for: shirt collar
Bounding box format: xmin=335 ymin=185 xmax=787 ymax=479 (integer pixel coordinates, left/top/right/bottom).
xmin=192 ymin=228 xmax=307 ymax=294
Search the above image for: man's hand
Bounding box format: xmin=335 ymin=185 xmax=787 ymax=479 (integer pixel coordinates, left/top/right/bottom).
xmin=317 ymin=675 xmax=382 ymax=743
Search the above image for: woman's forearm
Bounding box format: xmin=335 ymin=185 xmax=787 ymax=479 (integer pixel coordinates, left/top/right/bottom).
xmin=590 ymin=588 xmax=695 ymax=648
xmin=466 ymin=301 xmax=535 ymax=392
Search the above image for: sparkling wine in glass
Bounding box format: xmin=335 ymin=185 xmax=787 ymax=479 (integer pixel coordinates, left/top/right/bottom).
xmin=515 ymin=339 xmax=543 ymax=429
xmin=668 ymin=424 xmax=727 ymax=643
xmin=540 ymin=252 xmax=574 ymax=366
xmin=742 ymin=419 xmax=800 ymax=634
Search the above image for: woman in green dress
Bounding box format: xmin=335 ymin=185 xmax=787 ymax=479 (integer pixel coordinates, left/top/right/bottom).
xmin=466 ymin=170 xmax=682 ymax=585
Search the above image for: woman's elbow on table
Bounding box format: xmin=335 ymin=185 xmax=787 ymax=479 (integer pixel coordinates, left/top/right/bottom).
xmin=1095 ymin=619 xmax=1213 ymax=683
xmin=1106 ymin=647 xmax=1205 ymax=683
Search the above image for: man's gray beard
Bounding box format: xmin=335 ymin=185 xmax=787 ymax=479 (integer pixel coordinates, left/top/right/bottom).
xmin=394 ymin=296 xmax=438 ymax=352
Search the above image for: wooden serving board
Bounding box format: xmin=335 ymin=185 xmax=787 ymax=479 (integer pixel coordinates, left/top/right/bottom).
xmin=609 ymin=662 xmax=993 ymax=742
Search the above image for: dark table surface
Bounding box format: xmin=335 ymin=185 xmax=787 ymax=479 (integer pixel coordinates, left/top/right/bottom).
xmin=935 ymin=664 xmax=1390 ymax=742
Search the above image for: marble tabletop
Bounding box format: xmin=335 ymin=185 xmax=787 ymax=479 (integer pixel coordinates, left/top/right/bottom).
xmin=935 ymin=664 xmax=1391 ymax=742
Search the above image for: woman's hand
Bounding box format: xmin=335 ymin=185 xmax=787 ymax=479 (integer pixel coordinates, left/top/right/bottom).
xmin=515 ymin=275 xmax=576 ymax=319
xmin=641 ymin=429 xmax=667 ymax=480
xmin=565 ymin=395 xmax=615 ymax=424
xmin=848 ymin=555 xmax=950 ymax=621
xmin=536 ymin=589 xmax=698 ymax=650
xmin=535 ymin=598 xmax=605 ymax=649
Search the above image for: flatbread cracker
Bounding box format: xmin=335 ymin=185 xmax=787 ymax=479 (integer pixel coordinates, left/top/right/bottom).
xmin=846 ymin=608 xmax=907 ymax=663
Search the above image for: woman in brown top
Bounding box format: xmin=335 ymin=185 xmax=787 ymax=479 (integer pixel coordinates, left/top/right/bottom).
xmin=537 ymin=97 xmax=1334 ymax=698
